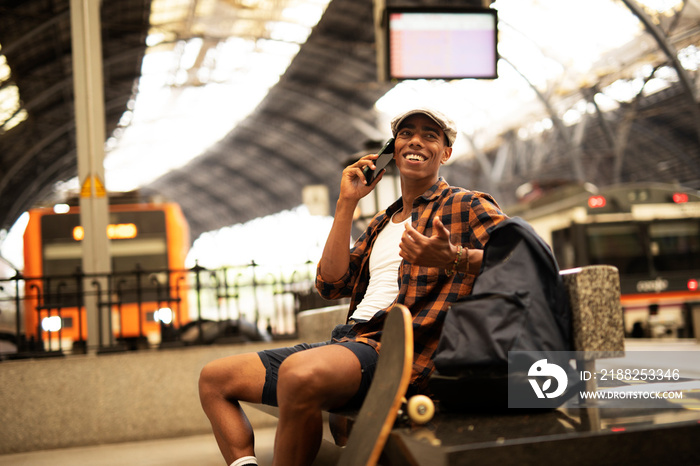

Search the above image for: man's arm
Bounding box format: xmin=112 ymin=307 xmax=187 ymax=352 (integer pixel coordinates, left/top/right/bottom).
xmin=317 ymin=154 xmax=383 ymax=282
xmin=317 ymin=198 xmax=356 ymax=282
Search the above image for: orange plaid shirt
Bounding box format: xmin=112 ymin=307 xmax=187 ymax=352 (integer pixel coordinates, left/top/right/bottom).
xmin=316 ymin=178 xmax=508 ymax=391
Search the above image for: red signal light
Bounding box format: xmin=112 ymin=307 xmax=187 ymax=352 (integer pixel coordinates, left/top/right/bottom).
xmin=588 ymin=195 xmax=606 ymax=208
xmin=689 ymin=279 xmax=699 ymax=292
xmin=672 ymin=192 xmax=689 ymax=203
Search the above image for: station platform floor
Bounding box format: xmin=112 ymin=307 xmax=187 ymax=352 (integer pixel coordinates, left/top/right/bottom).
xmin=0 ymin=431 xmax=239 ymax=466
xmin=0 ymin=427 xmax=343 ymax=466
xmin=1 ymin=338 xmax=699 ymax=466
xmin=0 ymin=427 xmax=289 ymax=466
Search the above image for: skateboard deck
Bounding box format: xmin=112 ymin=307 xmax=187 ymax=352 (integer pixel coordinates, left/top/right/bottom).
xmin=337 ymin=303 xmax=413 ymax=466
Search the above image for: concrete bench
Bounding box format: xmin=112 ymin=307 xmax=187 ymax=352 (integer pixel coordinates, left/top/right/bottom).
xmin=255 ymin=265 xmax=627 ymax=458
xmin=296 ymin=303 xmax=349 ymax=343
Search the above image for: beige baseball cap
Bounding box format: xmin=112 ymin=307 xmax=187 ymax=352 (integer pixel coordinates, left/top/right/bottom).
xmin=390 ymin=108 xmax=457 ymax=147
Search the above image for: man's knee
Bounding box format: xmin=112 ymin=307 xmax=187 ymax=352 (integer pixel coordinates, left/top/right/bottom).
xmin=277 ymin=352 xmax=322 ymax=404
xmin=276 ymin=347 xmax=361 ymax=409
xmin=198 ymin=360 xmax=221 ymax=402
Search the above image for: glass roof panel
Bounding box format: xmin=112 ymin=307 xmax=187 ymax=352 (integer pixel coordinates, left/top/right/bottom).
xmin=103 ymin=0 xmax=331 ymax=191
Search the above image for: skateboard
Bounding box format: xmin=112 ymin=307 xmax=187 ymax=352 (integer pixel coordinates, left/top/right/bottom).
xmin=337 ymin=303 xmax=434 ymax=466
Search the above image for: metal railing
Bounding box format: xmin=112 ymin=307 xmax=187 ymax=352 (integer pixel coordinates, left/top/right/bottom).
xmin=0 ymin=260 xmax=330 ymax=360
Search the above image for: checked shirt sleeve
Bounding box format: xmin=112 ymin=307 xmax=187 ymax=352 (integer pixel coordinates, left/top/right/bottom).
xmin=315 ymin=248 xmax=364 ymax=300
xmin=315 ymin=212 xmax=386 ymax=301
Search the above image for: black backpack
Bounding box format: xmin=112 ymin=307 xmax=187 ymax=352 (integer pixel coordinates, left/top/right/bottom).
xmin=430 ymin=217 xmax=574 ymax=410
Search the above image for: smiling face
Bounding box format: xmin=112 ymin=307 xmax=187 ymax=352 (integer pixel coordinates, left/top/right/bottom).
xmin=393 ymin=113 xmax=452 ymax=189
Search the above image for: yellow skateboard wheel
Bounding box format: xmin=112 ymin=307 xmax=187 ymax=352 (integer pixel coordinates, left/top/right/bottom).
xmin=407 ymin=395 xmax=434 ymax=424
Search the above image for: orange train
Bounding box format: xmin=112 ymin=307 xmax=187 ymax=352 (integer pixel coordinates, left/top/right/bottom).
xmin=23 ymin=201 xmax=190 ymax=350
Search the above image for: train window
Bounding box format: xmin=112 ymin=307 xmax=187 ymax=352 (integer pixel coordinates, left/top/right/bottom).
xmin=649 ymin=220 xmax=700 ymax=272
xmin=39 ymin=210 xmax=171 ymax=307
xmin=62 ymin=316 xmax=73 ymax=329
xmin=39 ymin=213 xmax=83 ymax=307
xmin=586 ymin=224 xmax=647 ymax=274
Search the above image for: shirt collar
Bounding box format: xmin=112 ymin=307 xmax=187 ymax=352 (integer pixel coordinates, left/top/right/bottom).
xmin=419 ymin=177 xmax=449 ymax=202
xmin=384 ymin=177 xmax=449 ymax=218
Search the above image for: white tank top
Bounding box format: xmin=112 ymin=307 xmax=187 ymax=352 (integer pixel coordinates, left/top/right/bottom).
xmin=350 ymin=212 xmax=410 ymax=322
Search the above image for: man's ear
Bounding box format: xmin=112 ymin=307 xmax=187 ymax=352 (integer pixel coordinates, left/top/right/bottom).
xmin=441 ymin=146 xmax=453 ymax=164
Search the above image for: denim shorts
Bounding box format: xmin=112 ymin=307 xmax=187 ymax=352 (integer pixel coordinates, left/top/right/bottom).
xmin=257 ymin=323 xmax=378 ymax=409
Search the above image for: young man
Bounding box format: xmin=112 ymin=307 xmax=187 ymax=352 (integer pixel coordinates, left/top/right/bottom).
xmin=199 ymin=108 xmax=508 ymax=466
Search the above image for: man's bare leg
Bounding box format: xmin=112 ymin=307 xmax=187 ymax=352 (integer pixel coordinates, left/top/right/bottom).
xmin=199 ymin=352 xmax=267 ymax=465
xmin=273 ymin=344 xmax=363 ymax=466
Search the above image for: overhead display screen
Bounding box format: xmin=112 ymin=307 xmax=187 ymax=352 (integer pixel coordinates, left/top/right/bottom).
xmin=386 ymin=8 xmax=498 ymax=80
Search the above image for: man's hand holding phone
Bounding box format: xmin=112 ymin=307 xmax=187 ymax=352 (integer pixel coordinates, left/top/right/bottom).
xmin=362 ymin=138 xmax=395 ymax=185
xmin=339 ymin=138 xmax=395 ymax=205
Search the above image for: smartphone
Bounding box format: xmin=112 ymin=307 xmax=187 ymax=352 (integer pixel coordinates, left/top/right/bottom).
xmin=362 ymin=138 xmax=395 ymax=185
